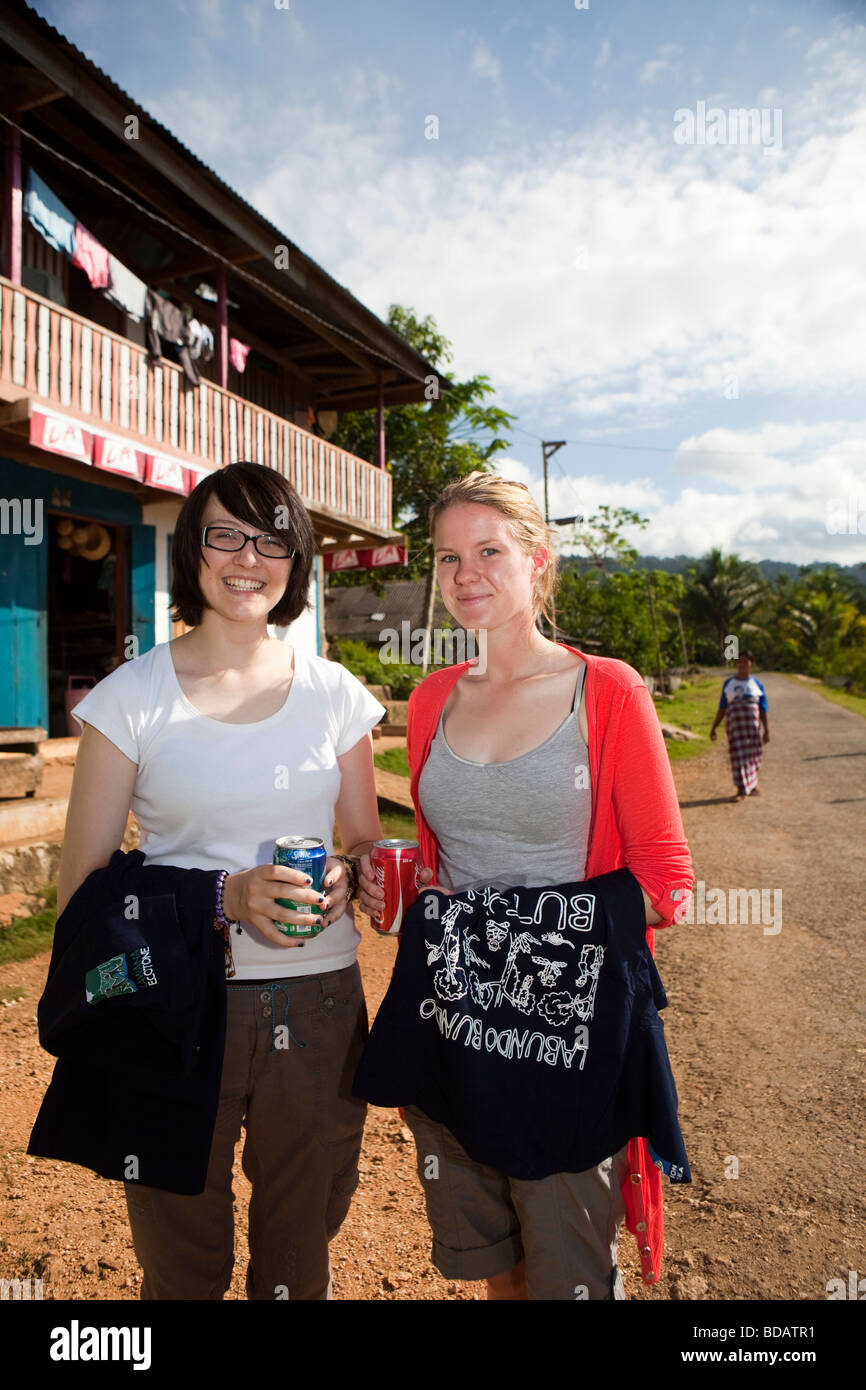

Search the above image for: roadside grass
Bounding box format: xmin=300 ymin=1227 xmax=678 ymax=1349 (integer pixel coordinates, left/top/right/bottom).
xmin=334 ymin=810 xmax=418 ymax=853
xmin=0 ymin=884 xmax=56 ymax=968
xmin=779 ymin=673 xmax=866 ymax=721
xmin=374 ymin=747 xmax=410 ymax=778
xmin=653 ymin=675 xmax=724 ymax=762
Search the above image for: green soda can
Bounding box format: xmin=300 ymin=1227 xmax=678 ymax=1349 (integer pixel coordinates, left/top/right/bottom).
xmin=273 ymin=836 xmax=327 ymax=937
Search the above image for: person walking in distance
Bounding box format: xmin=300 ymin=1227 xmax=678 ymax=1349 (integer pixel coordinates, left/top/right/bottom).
xmin=710 ymin=649 xmax=770 ymax=801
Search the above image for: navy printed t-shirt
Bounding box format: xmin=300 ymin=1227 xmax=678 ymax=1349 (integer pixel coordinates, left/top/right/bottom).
xmin=353 ymin=867 xmax=691 ymax=1183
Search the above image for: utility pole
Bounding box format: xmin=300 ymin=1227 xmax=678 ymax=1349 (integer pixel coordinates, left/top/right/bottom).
xmin=541 ymin=441 xmax=566 ymax=638
xmin=646 ymin=573 xmax=664 ymax=691
xmin=676 ymin=607 xmax=689 ymax=670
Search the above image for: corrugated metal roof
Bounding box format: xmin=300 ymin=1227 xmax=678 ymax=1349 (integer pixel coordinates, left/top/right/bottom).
xmin=326 ymin=579 xmax=456 ymax=637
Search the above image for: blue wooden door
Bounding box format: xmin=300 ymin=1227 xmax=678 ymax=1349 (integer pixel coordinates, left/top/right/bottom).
xmin=0 ymin=533 xmax=48 ymax=727
xmin=129 ymin=524 xmax=156 ymax=655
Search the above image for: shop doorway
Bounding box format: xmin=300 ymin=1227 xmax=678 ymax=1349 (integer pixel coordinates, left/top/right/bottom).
xmin=46 ymin=513 xmax=128 ymax=737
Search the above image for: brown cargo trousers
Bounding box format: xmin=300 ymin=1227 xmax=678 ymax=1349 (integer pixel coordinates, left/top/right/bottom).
xmin=123 ymin=962 xmax=368 ymax=1300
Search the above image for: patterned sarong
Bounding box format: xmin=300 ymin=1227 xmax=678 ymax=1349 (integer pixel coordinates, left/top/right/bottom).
xmin=725 ymin=699 xmax=763 ymax=794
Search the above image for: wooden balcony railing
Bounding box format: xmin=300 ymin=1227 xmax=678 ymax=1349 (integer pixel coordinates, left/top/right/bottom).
xmin=0 ymin=276 xmax=392 ymax=533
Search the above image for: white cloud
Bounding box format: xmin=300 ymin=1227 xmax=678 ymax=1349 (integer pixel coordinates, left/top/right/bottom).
xmin=243 ymin=2 xmax=263 ymax=44
xmin=487 ymin=421 xmax=866 ymax=564
xmin=594 ymin=39 xmax=611 ymax=71
xmin=470 ymin=42 xmax=502 ymax=84
xmin=640 ymin=42 xmax=683 ymax=85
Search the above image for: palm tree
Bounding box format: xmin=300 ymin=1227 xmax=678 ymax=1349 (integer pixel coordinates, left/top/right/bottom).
xmin=682 ymin=549 xmax=769 ymax=655
xmin=773 ymin=567 xmax=866 ymax=672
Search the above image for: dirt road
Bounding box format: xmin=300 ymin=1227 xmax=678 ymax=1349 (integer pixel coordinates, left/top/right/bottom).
xmin=1 ymin=673 xmax=863 ymax=1300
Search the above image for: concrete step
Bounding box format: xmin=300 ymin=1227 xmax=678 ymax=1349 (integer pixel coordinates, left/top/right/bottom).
xmin=0 ymin=797 xmax=68 ymax=847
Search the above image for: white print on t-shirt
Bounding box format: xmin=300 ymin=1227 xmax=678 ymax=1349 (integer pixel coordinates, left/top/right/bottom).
xmin=421 ymin=886 xmax=605 ymax=1070
xmin=723 ymin=676 xmax=763 ymax=704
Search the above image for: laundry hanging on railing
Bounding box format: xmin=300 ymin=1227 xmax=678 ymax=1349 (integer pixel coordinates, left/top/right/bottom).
xmin=71 ymin=221 xmax=111 ymax=290
xmin=145 ymin=289 xmax=201 ymax=387
xmin=23 ymin=169 xmax=76 ymax=256
xmin=105 ymin=254 xmax=147 ymax=322
xmin=229 ymin=337 xmax=251 ymax=373
xmin=23 ymin=168 xmax=147 ymax=323
xmin=187 ymin=318 xmax=214 ymax=363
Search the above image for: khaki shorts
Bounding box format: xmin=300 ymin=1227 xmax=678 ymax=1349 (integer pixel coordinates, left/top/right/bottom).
xmin=404 ymin=1104 xmax=630 ymax=1300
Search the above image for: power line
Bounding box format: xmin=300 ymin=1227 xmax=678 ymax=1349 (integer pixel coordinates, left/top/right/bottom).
xmin=509 ymin=419 xmax=862 ymax=462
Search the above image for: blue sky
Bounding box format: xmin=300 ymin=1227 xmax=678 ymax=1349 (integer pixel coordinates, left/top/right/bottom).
xmin=33 ymin=0 xmax=866 ymax=564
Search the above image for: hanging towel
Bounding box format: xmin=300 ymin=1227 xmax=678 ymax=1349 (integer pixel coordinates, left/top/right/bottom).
xmin=71 ymin=222 xmax=111 ymax=290
xmin=229 ymin=338 xmax=251 ymax=373
xmin=23 ymin=169 xmax=75 ymax=256
xmin=105 ymin=254 xmax=147 ymax=322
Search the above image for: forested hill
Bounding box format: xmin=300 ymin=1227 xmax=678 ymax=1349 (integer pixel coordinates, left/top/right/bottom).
xmin=559 ymin=555 xmax=866 ymax=588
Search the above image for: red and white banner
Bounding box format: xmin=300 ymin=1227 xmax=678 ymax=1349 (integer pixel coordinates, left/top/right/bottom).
xmin=92 ymin=434 xmax=145 ymax=481
xmin=30 ymin=409 xmax=93 ymax=464
xmin=144 ymin=453 xmax=192 ymax=495
xmin=324 ymin=543 xmax=407 ymax=573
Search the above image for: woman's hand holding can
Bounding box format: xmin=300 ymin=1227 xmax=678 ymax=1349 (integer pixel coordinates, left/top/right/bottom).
xmin=358 ymin=853 xmax=437 ymax=929
xmin=223 ymin=864 xmax=329 ymax=947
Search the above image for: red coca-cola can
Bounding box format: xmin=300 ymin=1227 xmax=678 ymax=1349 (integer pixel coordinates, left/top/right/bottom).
xmin=370 ymin=838 xmax=422 ymax=935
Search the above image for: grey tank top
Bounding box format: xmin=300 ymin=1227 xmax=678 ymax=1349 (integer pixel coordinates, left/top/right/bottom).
xmin=418 ymin=662 xmax=591 ymax=891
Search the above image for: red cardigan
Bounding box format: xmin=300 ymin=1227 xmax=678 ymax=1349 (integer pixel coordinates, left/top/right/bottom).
xmin=405 ymin=643 xmax=695 ymax=1286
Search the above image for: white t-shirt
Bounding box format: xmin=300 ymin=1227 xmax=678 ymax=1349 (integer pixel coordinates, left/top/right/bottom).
xmin=71 ymin=642 xmax=385 ymax=980
xmin=720 ymin=675 xmax=767 ymax=709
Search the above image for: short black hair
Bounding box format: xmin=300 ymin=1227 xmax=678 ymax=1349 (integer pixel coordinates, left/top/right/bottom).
xmin=171 ymin=461 xmax=315 ymax=627
xmin=738 ymin=649 xmax=755 ymax=661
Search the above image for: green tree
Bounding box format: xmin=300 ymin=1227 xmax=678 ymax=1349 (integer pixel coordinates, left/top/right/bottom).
xmin=681 ymin=548 xmax=769 ymax=660
xmin=331 ymin=305 xmax=514 ymax=582
xmin=559 ymin=505 xmax=649 ymax=575
xmin=555 ymin=567 xmax=686 ymax=673
xmin=768 ymin=567 xmax=866 ymax=678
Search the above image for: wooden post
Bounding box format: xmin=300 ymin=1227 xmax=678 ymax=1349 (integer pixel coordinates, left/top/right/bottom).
xmin=376 ymin=370 xmax=385 ymax=469
xmin=647 ymin=573 xmax=664 ymax=690
xmin=420 ymin=562 xmax=436 ymax=675
xmin=676 ymin=607 xmax=689 ymax=669
xmin=3 ymin=114 xmax=23 ymax=285
xmin=216 ymin=264 xmax=228 ymax=389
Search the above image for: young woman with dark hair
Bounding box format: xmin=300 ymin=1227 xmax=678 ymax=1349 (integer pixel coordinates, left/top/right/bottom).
xmin=57 ymin=461 xmax=385 ymax=1300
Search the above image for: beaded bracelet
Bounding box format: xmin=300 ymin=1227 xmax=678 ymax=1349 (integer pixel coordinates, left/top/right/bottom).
xmin=213 ymin=870 xmax=238 ymax=978
xmin=335 ymin=855 xmax=360 ymax=901
xmin=214 ymin=869 xmax=238 ymax=928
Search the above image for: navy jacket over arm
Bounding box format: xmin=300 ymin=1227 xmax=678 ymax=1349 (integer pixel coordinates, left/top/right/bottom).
xmin=28 ymin=850 xmax=226 ymax=1195
xmin=353 ymin=867 xmax=690 ymax=1183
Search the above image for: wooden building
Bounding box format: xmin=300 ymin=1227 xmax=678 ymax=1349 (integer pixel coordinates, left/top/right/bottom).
xmin=0 ymin=0 xmax=447 ymax=734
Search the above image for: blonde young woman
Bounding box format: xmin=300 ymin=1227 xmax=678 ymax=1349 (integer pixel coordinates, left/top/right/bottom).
xmin=57 ymin=462 xmax=384 ymax=1300
xmin=358 ymin=472 xmax=693 ymax=1301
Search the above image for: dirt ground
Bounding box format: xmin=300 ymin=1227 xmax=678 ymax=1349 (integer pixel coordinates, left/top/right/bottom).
xmin=1 ymin=672 xmax=864 ymax=1301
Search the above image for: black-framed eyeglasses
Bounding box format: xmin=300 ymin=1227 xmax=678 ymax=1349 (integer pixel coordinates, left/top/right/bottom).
xmin=201 ymin=526 xmax=295 ymax=559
